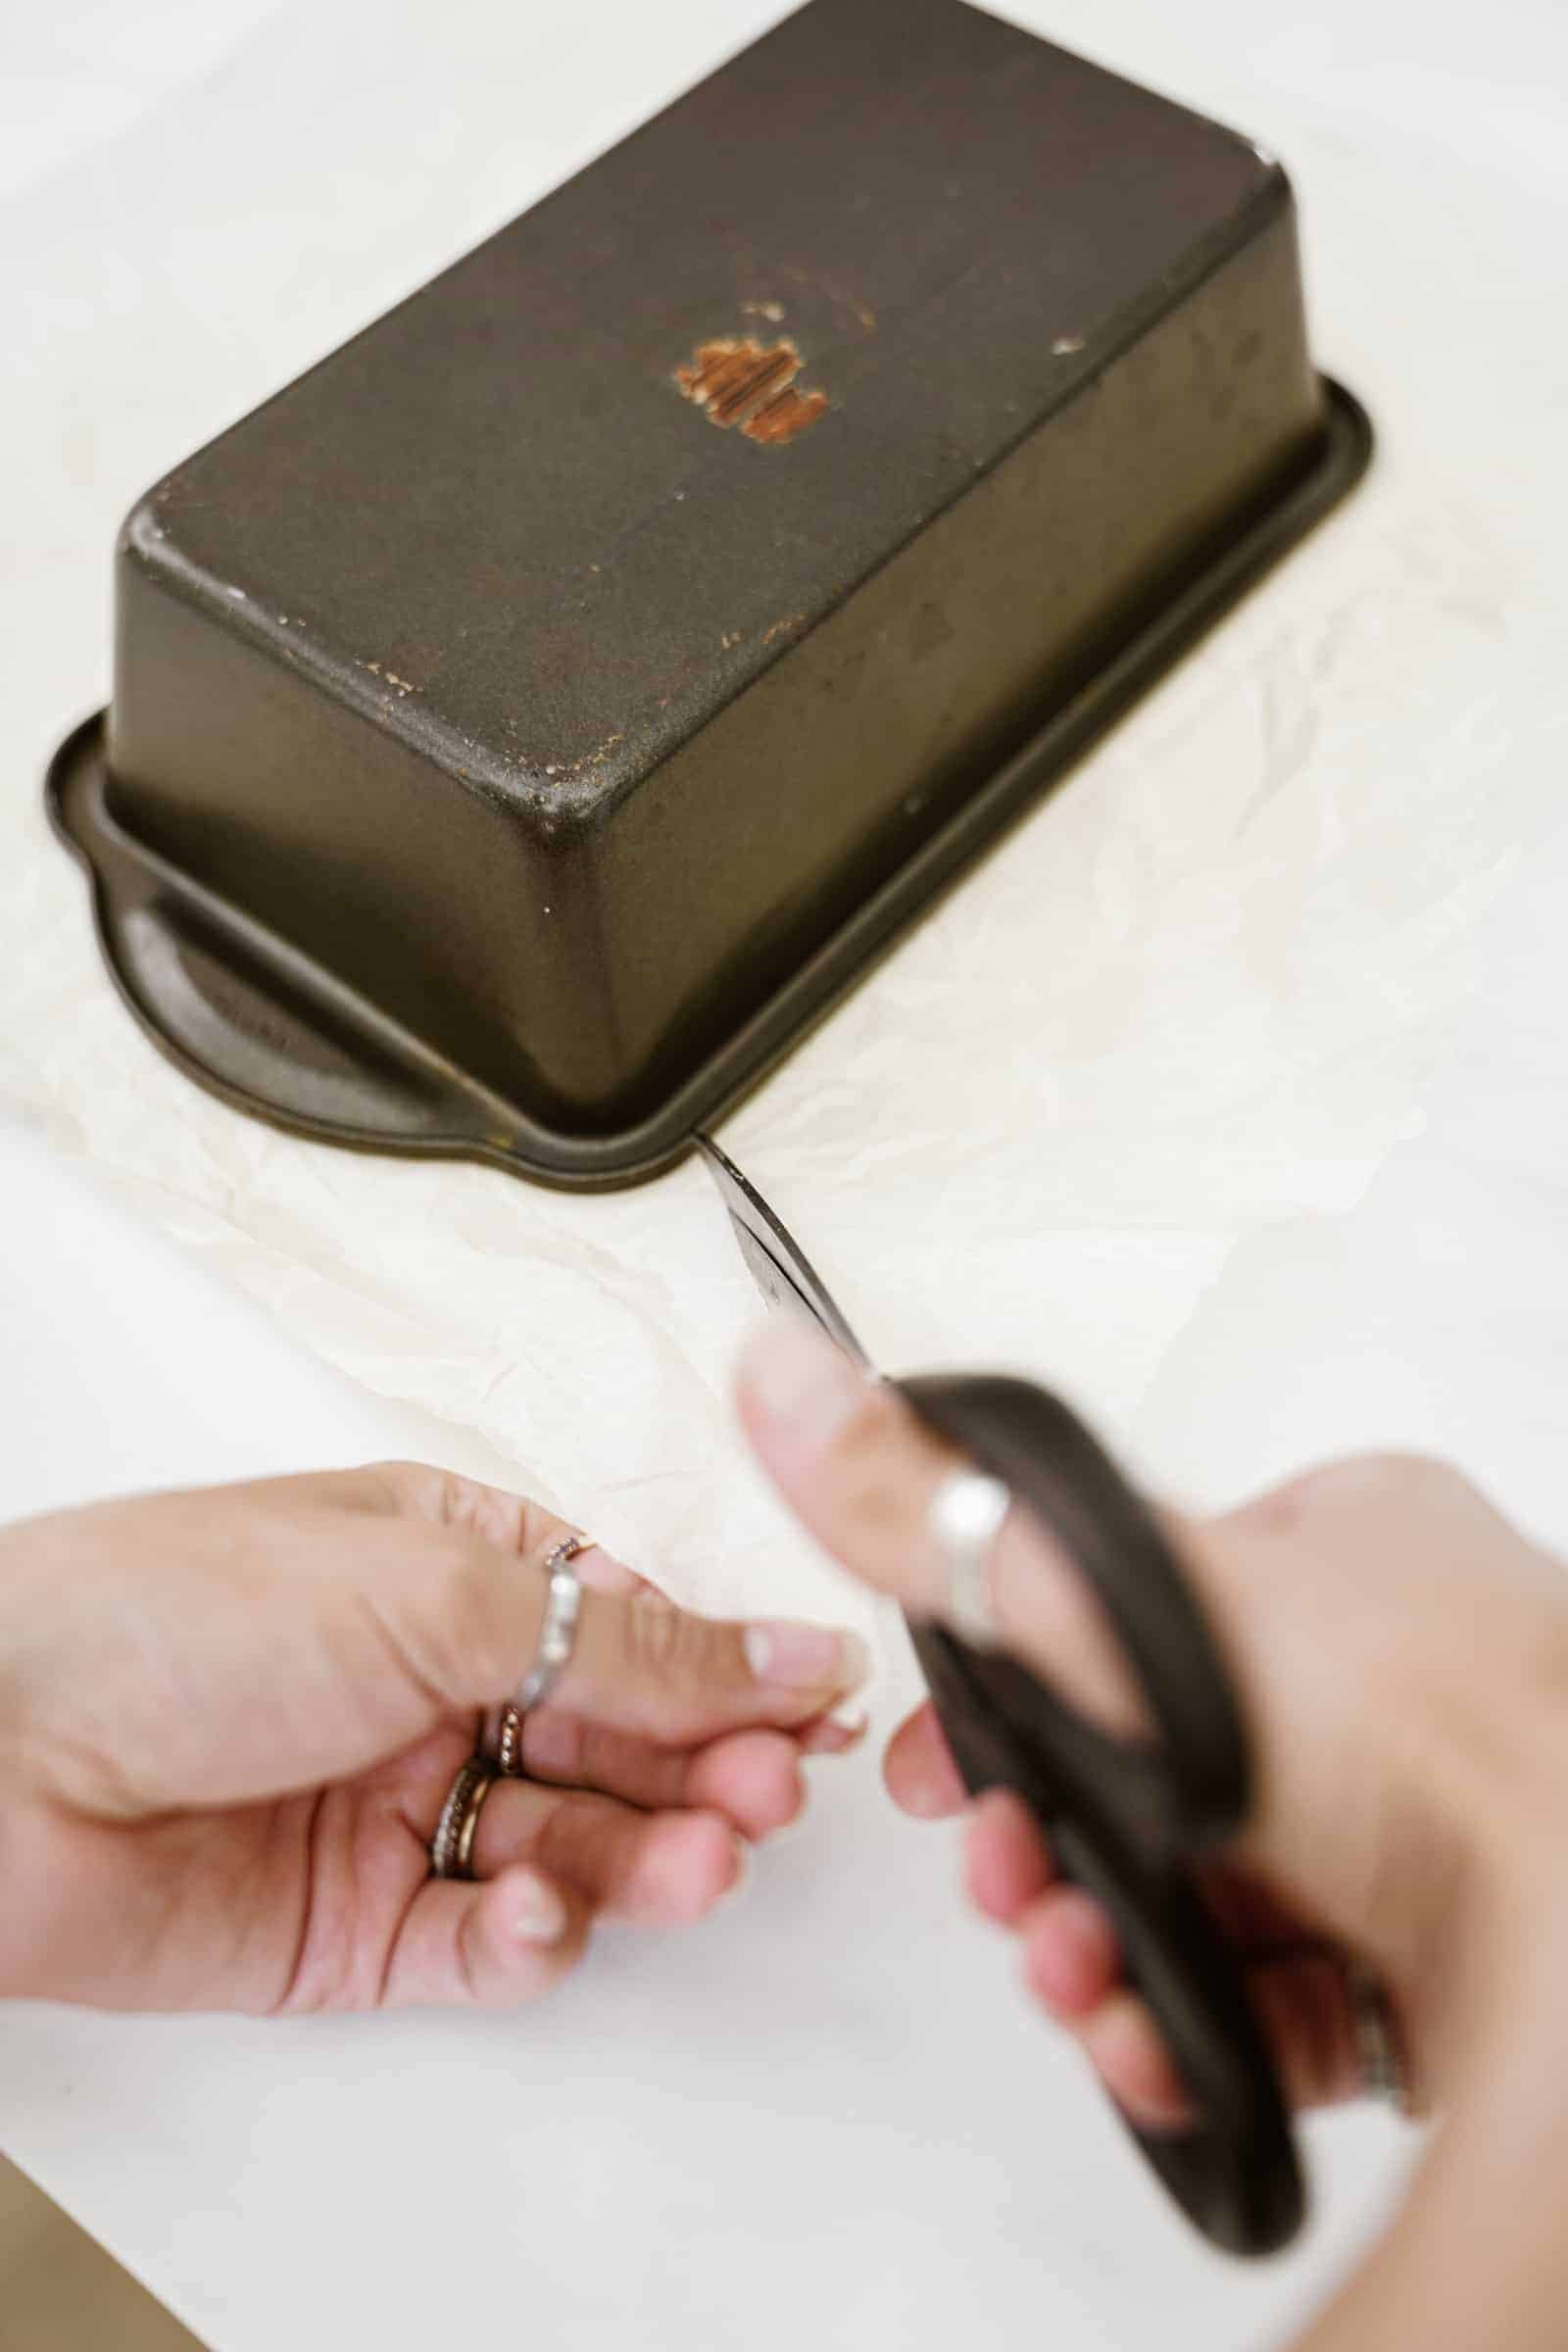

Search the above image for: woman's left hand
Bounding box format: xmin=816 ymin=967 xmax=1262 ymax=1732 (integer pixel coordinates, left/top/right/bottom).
xmin=0 ymin=1462 xmax=866 ymax=2014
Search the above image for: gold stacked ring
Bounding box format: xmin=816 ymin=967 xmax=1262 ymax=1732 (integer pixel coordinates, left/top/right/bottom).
xmin=429 ymin=1756 xmax=498 ymax=1881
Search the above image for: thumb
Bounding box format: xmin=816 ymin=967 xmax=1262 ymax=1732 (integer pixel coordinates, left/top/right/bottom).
xmin=735 ymin=1320 xmax=1154 ymax=1741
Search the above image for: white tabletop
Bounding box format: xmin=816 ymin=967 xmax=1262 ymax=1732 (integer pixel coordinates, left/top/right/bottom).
xmin=4 ymin=0 xmax=1565 ymax=2345
xmin=0 ymin=1105 xmax=1405 ymax=2350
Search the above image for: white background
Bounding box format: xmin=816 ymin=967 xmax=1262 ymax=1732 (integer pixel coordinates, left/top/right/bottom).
xmin=3 ymin=0 xmax=1565 ymax=2344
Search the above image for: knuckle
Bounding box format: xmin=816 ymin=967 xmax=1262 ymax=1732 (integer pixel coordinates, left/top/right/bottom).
xmin=521 ymin=1706 xmax=589 ymax=1784
xmin=1237 ymin=1449 xmax=1459 ymax=1535
xmin=431 ymin=1469 xmax=481 ymax=1530
xmin=361 ymin=1459 xmax=443 ymax=1512
xmin=430 ymin=1469 xmax=522 ymax=1546
xmin=366 ymin=1459 xmax=488 ymax=1530
xmin=622 ymin=1593 xmax=706 ymax=1686
xmin=830 ymin=1386 xmax=947 ymax=1548
xmin=1310 ymin=1449 xmax=1451 ymax=1498
xmin=375 ymin=1461 xmax=546 ymax=1558
xmin=527 ymin=1789 xmax=582 ymax=1879
xmin=426 ymin=1533 xmax=514 ymax=1690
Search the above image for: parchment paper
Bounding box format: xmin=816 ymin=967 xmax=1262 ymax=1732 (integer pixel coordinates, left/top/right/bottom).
xmin=7 ymin=0 xmax=1564 ymax=1615
xmin=3 ymin=4 xmax=1567 ymax=2349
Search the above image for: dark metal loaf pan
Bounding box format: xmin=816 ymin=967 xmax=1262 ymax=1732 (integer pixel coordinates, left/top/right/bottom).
xmin=49 ymin=0 xmax=1370 ymax=1189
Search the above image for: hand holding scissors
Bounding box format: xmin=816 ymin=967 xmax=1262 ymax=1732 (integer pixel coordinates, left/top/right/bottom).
xmin=702 ymin=1135 xmax=1452 ymax=2255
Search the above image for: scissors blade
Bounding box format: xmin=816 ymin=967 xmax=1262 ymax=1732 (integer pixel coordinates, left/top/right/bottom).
xmin=696 ymin=1132 xmax=872 ymax=1370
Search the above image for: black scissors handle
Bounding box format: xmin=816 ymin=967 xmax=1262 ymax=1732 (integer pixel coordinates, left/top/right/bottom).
xmin=900 ymin=1374 xmax=1301 ymax=2257
xmin=698 ymin=1134 xmax=1303 ymax=2255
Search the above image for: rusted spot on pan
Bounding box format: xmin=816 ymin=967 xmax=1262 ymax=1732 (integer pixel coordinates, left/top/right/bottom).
xmin=674 ymin=336 xmax=828 ymax=445
xmin=744 ymin=384 xmax=829 ymax=444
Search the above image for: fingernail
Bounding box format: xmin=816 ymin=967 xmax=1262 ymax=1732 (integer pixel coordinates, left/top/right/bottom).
xmin=828 ymin=1698 xmax=869 ymax=1735
xmin=800 ymin=1704 xmax=869 ymax=1756
xmin=745 ymin=1621 xmax=870 ymax=1690
xmin=512 ymin=1873 xmax=567 ymax=1946
xmin=741 ymin=1321 xmax=866 ymax=1454
xmin=725 ymin=1835 xmax=753 ymax=1899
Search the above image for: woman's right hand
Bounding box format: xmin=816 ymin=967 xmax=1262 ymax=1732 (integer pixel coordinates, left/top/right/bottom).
xmin=739 ymin=1322 xmax=1568 ymax=2349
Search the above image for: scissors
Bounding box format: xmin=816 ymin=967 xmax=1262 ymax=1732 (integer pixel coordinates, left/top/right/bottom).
xmin=699 ymin=1131 xmax=1303 ymax=2257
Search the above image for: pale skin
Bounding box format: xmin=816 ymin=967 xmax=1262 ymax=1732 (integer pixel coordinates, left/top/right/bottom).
xmin=736 ymin=1319 xmax=1568 ymax=2352
xmin=0 ymin=1460 xmax=869 ymax=2012
xmin=5 ymin=1361 xmax=1568 ymax=2343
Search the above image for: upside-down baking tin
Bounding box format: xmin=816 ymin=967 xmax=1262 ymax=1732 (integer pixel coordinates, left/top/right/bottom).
xmin=48 ymin=0 xmax=1371 ymax=1188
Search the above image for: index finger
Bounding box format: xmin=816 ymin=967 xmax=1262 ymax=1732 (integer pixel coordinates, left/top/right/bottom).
xmin=356 ymin=1460 xmax=871 ymax=1746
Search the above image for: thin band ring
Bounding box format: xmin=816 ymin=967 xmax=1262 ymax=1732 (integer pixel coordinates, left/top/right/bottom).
xmin=1347 ymin=1956 xmax=1415 ymax=2113
xmin=485 ymin=1533 xmax=589 ymax=1776
xmin=430 ymin=1756 xmax=498 ymax=1881
xmin=496 ymin=1704 xmax=526 ymax=1777
xmin=929 ymin=1467 xmax=1012 ymax=1646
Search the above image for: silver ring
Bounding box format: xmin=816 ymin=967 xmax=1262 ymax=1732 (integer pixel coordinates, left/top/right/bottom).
xmin=483 ymin=1534 xmax=588 ymax=1773
xmin=929 ymin=1468 xmax=1012 ymax=1646
xmin=430 ymin=1756 xmax=497 ymax=1881
xmin=1346 ymin=1956 xmax=1412 ymax=2112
